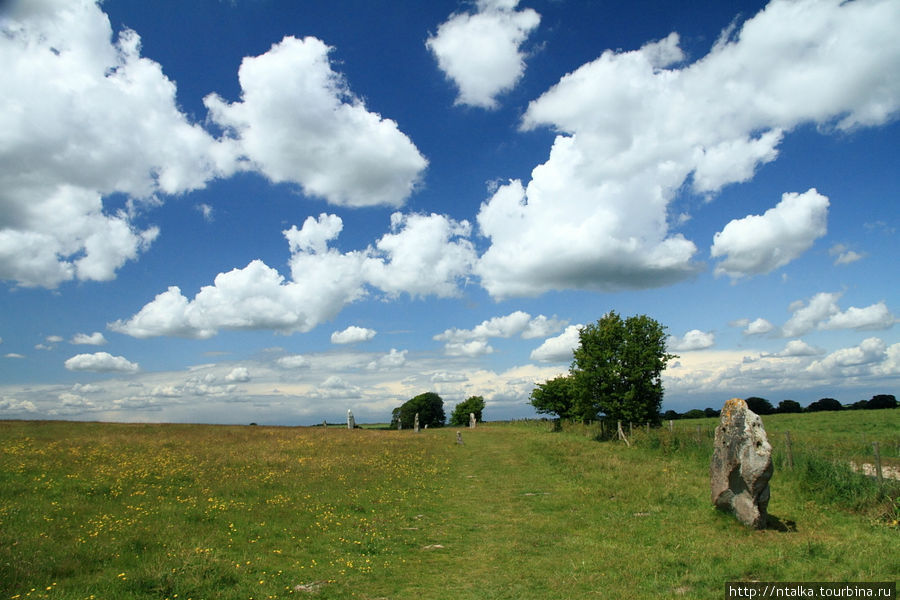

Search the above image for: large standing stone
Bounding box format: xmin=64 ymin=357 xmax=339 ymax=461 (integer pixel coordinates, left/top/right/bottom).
xmin=469 ymin=412 xmax=476 ymax=429
xmin=414 ymin=412 xmax=420 ymax=433
xmin=710 ymin=398 xmax=773 ymax=529
xmin=347 ymin=409 xmax=355 ymax=430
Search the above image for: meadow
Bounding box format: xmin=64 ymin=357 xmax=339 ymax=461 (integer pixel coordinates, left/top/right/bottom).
xmin=1 ymin=409 xmax=897 ymax=600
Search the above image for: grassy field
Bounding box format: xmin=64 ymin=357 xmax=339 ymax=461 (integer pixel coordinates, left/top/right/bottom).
xmin=1 ymin=410 xmax=897 ymax=600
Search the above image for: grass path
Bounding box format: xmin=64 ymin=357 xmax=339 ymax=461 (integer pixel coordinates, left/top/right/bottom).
xmin=362 ymin=424 xmax=897 ymax=600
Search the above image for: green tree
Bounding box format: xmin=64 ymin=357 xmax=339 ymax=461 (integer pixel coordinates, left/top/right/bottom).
xmin=529 ymin=375 xmax=582 ymax=420
xmin=807 ymin=397 xmax=842 ymax=412
xmin=569 ymin=312 xmax=676 ymax=424
xmin=776 ymin=399 xmax=803 ymax=413
xmin=745 ymin=397 xmax=775 ymax=415
xmin=450 ymin=396 xmax=486 ymax=426
xmin=868 ymin=394 xmax=897 ymax=409
xmin=393 ymin=392 xmax=446 ymax=429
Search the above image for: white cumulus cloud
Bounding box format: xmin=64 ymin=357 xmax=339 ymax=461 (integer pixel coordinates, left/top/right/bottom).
xmin=435 ymin=311 xmax=566 ymax=355
xmin=668 ymin=330 xmax=715 ymax=352
xmin=743 ymin=318 xmax=775 ymax=336
xmin=782 ymin=292 xmax=895 ymax=337
xmin=276 ymin=355 xmax=309 ymax=369
xmin=530 ymin=324 xmax=582 ymax=363
xmin=205 ymin=36 xmax=426 ymax=208
xmin=111 ymin=212 xmax=476 ymax=339
xmin=0 ymin=0 xmax=230 ymax=288
xmin=711 ymin=189 xmax=829 ymax=279
xmin=225 ymin=367 xmax=251 ymax=383
xmin=331 ymin=326 xmax=377 ymax=345
xmin=64 ymin=352 xmax=139 ymax=373
xmin=476 ymin=0 xmax=900 ymax=297
xmin=71 ymin=332 xmax=107 ymax=345
xmin=427 ymin=0 xmax=540 ymax=109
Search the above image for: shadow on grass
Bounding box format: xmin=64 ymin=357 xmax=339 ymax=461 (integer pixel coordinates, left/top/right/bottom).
xmin=766 ymin=514 xmax=798 ymax=532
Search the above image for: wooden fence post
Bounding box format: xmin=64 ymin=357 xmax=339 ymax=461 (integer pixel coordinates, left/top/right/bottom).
xmin=617 ymin=421 xmax=631 ymax=447
xmin=872 ymin=442 xmax=884 ymax=485
xmin=784 ymin=431 xmax=794 ymax=470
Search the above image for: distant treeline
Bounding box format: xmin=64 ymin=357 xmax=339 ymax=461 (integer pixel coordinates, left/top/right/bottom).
xmin=667 ymin=394 xmax=897 ymax=420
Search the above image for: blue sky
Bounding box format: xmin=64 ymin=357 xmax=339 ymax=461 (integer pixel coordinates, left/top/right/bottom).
xmin=1 ymin=0 xmax=897 ymax=425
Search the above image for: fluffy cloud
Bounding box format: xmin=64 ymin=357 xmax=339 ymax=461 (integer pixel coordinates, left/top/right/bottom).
xmin=530 ymin=324 xmax=582 ymax=363
xmin=363 ymin=213 xmax=477 ymax=298
xmin=64 ymin=352 xmax=139 ymax=373
xmin=476 ymin=0 xmax=900 ymax=297
xmin=112 ymin=212 xmax=476 ymax=338
xmin=366 ymin=349 xmax=408 ymax=371
xmin=711 ymin=189 xmax=829 ymax=278
xmin=276 ymin=355 xmax=309 ymax=369
xmin=829 ymin=244 xmax=865 ymax=266
xmin=71 ymin=332 xmax=107 ymax=345
xmin=806 ymin=338 xmax=888 ymax=376
xmin=668 ymin=330 xmax=715 ymax=352
xmin=225 ymin=367 xmax=251 ymax=383
xmin=820 ymin=303 xmax=895 ymax=331
xmin=782 ymin=292 xmax=895 ymax=337
xmin=0 ymin=3 xmax=430 ymax=289
xmin=205 ymin=36 xmax=426 ymax=208
xmin=434 ymin=311 xmax=566 ymax=355
xmin=331 ymin=326 xmax=377 ymax=345
xmin=427 ymin=0 xmax=540 ymax=108
xmin=0 ymin=0 xmax=229 ymax=288
xmin=776 ymin=340 xmax=822 ymax=357
xmin=743 ymin=318 xmax=775 ymax=336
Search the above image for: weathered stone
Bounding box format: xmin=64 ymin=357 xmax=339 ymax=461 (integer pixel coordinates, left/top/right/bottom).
xmin=414 ymin=412 xmax=420 ymax=433
xmin=456 ymin=431 xmax=464 ymax=445
xmin=347 ymin=409 xmax=355 ymax=430
xmin=710 ymin=398 xmax=773 ymax=529
xmin=469 ymin=412 xmax=476 ymax=428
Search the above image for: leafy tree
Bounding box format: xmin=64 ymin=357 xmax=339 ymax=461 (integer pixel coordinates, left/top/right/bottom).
xmin=745 ymin=397 xmax=775 ymax=415
xmin=393 ymin=392 xmax=445 ymax=429
xmin=662 ymin=410 xmax=681 ymax=421
xmin=569 ymin=312 xmax=676 ymax=424
xmin=868 ymin=394 xmax=897 ymax=409
xmin=450 ymin=396 xmax=486 ymax=426
xmin=682 ymin=409 xmax=706 ymax=420
xmin=807 ymin=397 xmax=842 ymax=412
xmin=703 ymin=407 xmax=720 ymax=418
xmin=847 ymin=400 xmax=870 ymax=410
xmin=529 ymin=375 xmax=580 ymax=420
xmin=776 ymin=399 xmax=803 ymax=414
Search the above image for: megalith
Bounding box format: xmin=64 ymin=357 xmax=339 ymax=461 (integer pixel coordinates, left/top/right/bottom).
xmin=414 ymin=412 xmax=420 ymax=433
xmin=469 ymin=412 xmax=476 ymax=429
xmin=710 ymin=398 xmax=773 ymax=529
xmin=347 ymin=409 xmax=355 ymax=430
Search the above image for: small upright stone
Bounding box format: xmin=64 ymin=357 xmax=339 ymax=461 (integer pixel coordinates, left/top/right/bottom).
xmin=414 ymin=412 xmax=420 ymax=433
xmin=710 ymin=398 xmax=773 ymax=529
xmin=469 ymin=412 xmax=476 ymax=429
xmin=456 ymin=431 xmax=464 ymax=445
xmin=347 ymin=409 xmax=355 ymax=430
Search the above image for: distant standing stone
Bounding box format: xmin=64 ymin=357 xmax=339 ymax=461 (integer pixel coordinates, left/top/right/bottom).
xmin=710 ymin=398 xmax=773 ymax=529
xmin=347 ymin=409 xmax=355 ymax=430
xmin=456 ymin=431 xmax=464 ymax=445
xmin=469 ymin=412 xmax=476 ymax=429
xmin=414 ymin=412 xmax=420 ymax=433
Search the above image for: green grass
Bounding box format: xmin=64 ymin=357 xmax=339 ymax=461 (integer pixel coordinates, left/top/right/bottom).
xmin=1 ymin=412 xmax=897 ymax=600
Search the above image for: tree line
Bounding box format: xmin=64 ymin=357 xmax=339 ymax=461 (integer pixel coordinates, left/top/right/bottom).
xmin=668 ymin=394 xmax=898 ymax=420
